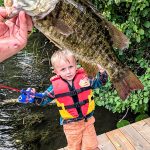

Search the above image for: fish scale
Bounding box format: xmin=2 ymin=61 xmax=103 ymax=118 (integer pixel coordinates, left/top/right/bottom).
xmin=4 ymin=0 xmax=144 ymax=99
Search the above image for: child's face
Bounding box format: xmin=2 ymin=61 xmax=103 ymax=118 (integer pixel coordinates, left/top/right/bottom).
xmin=54 ymin=56 xmax=77 ymax=82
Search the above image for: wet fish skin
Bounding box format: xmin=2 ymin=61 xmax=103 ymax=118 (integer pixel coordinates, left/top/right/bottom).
xmin=4 ymin=0 xmax=59 ymax=19
xmin=4 ymin=0 xmax=144 ymax=100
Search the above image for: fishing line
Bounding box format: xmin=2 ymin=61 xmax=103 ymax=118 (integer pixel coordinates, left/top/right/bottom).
xmin=0 ymin=84 xmax=20 ymax=92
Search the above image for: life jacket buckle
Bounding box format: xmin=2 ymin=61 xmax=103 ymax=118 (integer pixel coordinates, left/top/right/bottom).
xmin=71 ymin=90 xmax=77 ymax=96
xmin=74 ymin=102 xmax=80 ymax=108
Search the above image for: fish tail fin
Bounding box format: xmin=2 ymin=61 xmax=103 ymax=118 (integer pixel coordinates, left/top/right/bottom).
xmin=113 ymin=70 xmax=144 ymax=100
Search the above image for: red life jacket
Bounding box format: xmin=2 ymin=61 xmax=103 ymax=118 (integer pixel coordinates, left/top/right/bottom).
xmin=50 ymin=68 xmax=95 ymax=120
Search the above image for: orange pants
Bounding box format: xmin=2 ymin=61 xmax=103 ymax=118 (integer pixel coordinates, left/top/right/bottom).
xmin=63 ymin=116 xmax=98 ymax=150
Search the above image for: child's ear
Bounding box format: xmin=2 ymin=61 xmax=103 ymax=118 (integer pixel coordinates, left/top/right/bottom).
xmin=53 ymin=69 xmax=58 ymax=74
xmin=51 ymin=66 xmax=57 ymax=74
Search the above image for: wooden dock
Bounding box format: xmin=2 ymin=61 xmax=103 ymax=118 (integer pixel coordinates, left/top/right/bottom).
xmin=59 ymin=117 xmax=150 ymax=150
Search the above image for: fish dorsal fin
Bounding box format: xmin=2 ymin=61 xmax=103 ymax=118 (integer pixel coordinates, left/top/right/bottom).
xmin=83 ymin=1 xmax=129 ymax=50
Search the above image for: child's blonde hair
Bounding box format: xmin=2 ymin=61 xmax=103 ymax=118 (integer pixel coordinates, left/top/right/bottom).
xmin=51 ymin=49 xmax=76 ymax=68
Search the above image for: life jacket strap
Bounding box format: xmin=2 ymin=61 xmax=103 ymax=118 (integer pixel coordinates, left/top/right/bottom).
xmin=58 ymin=96 xmax=94 ymax=110
xmin=55 ymin=86 xmax=91 ymax=98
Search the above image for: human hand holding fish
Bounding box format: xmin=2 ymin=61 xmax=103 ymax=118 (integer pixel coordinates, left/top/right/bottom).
xmin=0 ymin=7 xmax=33 ymax=62
xmin=97 ymin=64 xmax=106 ymax=74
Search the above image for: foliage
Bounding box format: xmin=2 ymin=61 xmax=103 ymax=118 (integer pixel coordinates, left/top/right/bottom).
xmin=135 ymin=113 xmax=149 ymax=122
xmin=0 ymin=0 xmax=3 ymax=6
xmin=92 ymin=0 xmax=150 ymax=114
xmin=116 ymin=119 xmax=130 ymax=128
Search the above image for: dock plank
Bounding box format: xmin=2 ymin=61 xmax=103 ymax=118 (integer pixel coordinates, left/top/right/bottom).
xmin=132 ymin=120 xmax=150 ymax=143
xmin=97 ymin=133 xmax=116 ymax=150
xmin=106 ymin=129 xmax=134 ymax=150
xmin=144 ymin=117 xmax=150 ymax=126
xmin=120 ymin=124 xmax=150 ymax=150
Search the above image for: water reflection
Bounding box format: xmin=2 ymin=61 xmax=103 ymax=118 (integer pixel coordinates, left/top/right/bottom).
xmin=0 ymin=109 xmax=16 ymax=150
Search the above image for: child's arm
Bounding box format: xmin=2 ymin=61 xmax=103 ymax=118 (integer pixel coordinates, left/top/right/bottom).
xmin=18 ymin=85 xmax=55 ymax=105
xmin=90 ymin=64 xmax=108 ymax=89
xmin=35 ymin=85 xmax=55 ymax=106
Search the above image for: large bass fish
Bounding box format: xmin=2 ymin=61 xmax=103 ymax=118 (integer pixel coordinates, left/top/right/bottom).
xmin=4 ymin=0 xmax=144 ymax=100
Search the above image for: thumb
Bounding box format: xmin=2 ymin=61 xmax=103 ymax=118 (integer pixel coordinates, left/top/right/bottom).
xmin=97 ymin=64 xmax=103 ymax=69
xmin=97 ymin=64 xmax=105 ymax=72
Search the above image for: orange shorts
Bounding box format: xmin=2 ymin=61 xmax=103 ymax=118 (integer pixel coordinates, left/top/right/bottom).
xmin=63 ymin=116 xmax=98 ymax=150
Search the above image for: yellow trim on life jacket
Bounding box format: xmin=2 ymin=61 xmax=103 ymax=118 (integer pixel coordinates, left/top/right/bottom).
xmin=87 ymin=90 xmax=95 ymax=114
xmin=55 ymin=90 xmax=95 ymax=119
xmin=55 ymin=100 xmax=75 ymax=119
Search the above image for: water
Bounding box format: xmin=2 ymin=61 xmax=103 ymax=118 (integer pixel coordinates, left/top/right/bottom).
xmin=0 ymin=107 xmax=16 ymax=150
xmin=0 ymin=32 xmax=136 ymax=150
xmin=0 ymin=32 xmax=55 ymax=149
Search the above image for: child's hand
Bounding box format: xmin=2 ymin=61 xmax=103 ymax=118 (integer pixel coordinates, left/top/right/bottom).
xmin=18 ymin=88 xmax=36 ymax=103
xmin=31 ymin=88 xmax=36 ymax=94
xmin=97 ymin=64 xmax=106 ymax=74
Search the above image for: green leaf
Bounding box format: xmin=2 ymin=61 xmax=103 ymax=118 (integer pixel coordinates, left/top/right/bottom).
xmin=139 ymin=100 xmax=142 ymax=104
xmin=142 ymin=9 xmax=149 ymax=17
xmin=144 ymin=21 xmax=150 ymax=28
xmin=117 ymin=120 xmax=130 ymax=128
xmin=95 ymin=99 xmax=102 ymax=106
xmin=94 ymin=89 xmax=100 ymax=95
xmin=135 ymin=114 xmax=149 ymax=122
xmin=133 ymin=25 xmax=138 ymax=32
xmin=138 ymin=29 xmax=145 ymax=35
xmin=144 ymin=91 xmax=149 ymax=97
xmin=136 ymin=35 xmax=141 ymax=43
xmin=143 ymin=97 xmax=149 ymax=104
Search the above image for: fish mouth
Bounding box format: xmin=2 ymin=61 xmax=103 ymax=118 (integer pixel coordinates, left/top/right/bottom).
xmin=4 ymin=0 xmax=21 ymax=18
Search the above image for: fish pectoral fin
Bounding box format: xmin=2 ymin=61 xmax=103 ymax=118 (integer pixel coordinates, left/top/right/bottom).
xmin=53 ymin=20 xmax=74 ymax=36
xmin=105 ymin=20 xmax=130 ymax=50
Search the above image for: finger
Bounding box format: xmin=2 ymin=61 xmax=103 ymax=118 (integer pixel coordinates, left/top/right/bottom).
xmin=0 ymin=23 xmax=8 ymax=37
xmin=25 ymin=14 xmax=33 ymax=31
xmin=5 ymin=19 xmax=15 ymax=34
xmin=97 ymin=64 xmax=102 ymax=69
xmin=0 ymin=7 xmax=8 ymax=21
xmin=18 ymin=11 xmax=28 ymax=39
